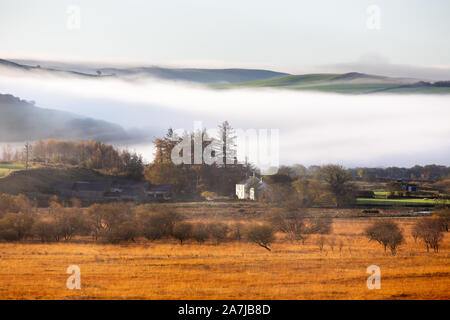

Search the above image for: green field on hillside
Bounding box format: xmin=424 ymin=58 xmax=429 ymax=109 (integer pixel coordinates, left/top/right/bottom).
xmin=0 ymin=162 xmax=32 ymax=178
xmin=215 ymin=74 xmax=340 ymax=88
xmin=287 ymin=83 xmax=401 ymax=94
xmin=214 ymin=80 xmax=403 ymax=94
xmin=357 ymin=198 xmax=439 ymax=206
xmin=373 ymin=191 xmax=389 ymax=198
xmin=211 ymin=72 xmax=450 ymax=94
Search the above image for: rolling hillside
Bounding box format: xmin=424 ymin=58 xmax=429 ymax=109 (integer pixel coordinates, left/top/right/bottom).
xmin=212 ymin=72 xmax=450 ymax=94
xmin=98 ymin=66 xmax=289 ymax=83
xmin=4 ymin=59 xmax=289 ymax=83
xmin=0 ymin=93 xmax=129 ymax=142
xmin=3 ymin=58 xmax=450 ymax=93
xmin=0 ymin=167 xmax=105 ymax=195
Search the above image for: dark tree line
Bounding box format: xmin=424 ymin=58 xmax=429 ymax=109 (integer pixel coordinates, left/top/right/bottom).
xmin=350 ymin=165 xmax=450 ymax=182
xmin=275 ymin=164 xmax=450 ymax=183
xmin=29 ymin=140 xmax=144 ymax=179
xmin=0 ymin=195 xmax=329 ymax=250
xmin=260 ymin=164 xmax=359 ymax=208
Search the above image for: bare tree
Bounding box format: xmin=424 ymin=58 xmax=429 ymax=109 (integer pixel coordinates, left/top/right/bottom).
xmin=245 ymin=224 xmax=275 ymax=251
xmin=86 ymin=202 xmax=138 ymax=243
xmin=2 ymin=144 xmax=13 ymax=161
xmin=317 ymin=236 xmax=325 ymax=252
xmin=23 ymin=142 xmax=32 ymax=170
xmin=338 ymin=239 xmax=344 ymax=253
xmin=307 ymin=217 xmax=333 ymax=235
xmin=32 ymin=220 xmax=58 ymax=242
xmin=207 ymin=222 xmax=229 ymax=244
xmin=328 ymin=237 xmax=335 ymax=252
xmin=268 ymin=208 xmax=307 ymax=242
xmin=172 ymin=222 xmax=193 ymax=245
xmin=412 ymin=217 xmax=444 ymax=253
xmin=435 ymin=208 xmax=450 ymax=232
xmin=364 ymin=220 xmax=404 ymax=255
xmin=138 ymin=209 xmax=184 ymax=241
xmin=216 ymin=120 xmax=237 ymax=167
xmin=229 ymin=222 xmax=244 ymax=242
xmin=0 ymin=211 xmax=35 ymax=241
xmin=317 ymin=165 xmax=358 ymax=207
xmin=191 ymin=223 xmax=210 ymax=243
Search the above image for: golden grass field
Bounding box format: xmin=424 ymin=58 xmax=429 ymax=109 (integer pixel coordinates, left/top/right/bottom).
xmin=0 ymin=218 xmax=448 ymax=300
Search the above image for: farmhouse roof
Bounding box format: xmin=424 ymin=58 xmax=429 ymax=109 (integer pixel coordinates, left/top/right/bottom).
xmin=147 ymin=184 xmax=171 ymax=192
xmin=73 ymin=181 xmax=111 ymax=192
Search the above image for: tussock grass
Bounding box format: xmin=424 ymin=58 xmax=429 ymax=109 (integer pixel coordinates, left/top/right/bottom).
xmin=0 ymin=219 xmax=448 ymax=300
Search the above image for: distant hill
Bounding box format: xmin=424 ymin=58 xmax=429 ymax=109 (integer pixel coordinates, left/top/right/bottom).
xmin=0 ymin=59 xmax=32 ymax=70
xmin=98 ymin=66 xmax=289 ymax=83
xmin=212 ymin=72 xmax=450 ymax=94
xmin=3 ymin=58 xmax=450 ymax=93
xmin=0 ymin=93 xmax=129 ymax=142
xmin=4 ymin=59 xmax=289 ymax=83
xmin=0 ymin=58 xmax=102 ymax=78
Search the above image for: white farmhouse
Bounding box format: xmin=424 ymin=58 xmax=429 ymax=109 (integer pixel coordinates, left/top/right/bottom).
xmin=236 ymin=177 xmax=261 ymax=201
xmin=236 ymin=184 xmax=247 ymax=199
xmin=249 ymin=187 xmax=256 ymax=201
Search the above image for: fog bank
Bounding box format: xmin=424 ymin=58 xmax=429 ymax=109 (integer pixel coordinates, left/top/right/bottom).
xmin=0 ymin=67 xmax=449 ymax=167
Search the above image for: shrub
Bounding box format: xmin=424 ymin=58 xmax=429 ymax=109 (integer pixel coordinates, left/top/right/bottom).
xmin=435 ymin=209 xmax=450 ymax=232
xmin=412 ymin=217 xmax=444 ymax=253
xmin=32 ymin=220 xmax=59 ymax=242
xmin=0 ymin=228 xmax=19 ymax=241
xmin=328 ymin=237 xmax=335 ymax=251
xmin=307 ymin=217 xmax=333 ymax=235
xmin=139 ymin=209 xmax=184 ymax=241
xmin=87 ymin=202 xmax=138 ymax=243
xmin=191 ymin=223 xmax=210 ymax=243
xmin=87 ymin=204 xmax=104 ymax=240
xmin=338 ymin=240 xmax=344 ymax=253
xmin=229 ymin=222 xmax=244 ymax=241
xmin=364 ymin=220 xmax=404 ymax=255
xmin=317 ymin=236 xmax=325 ymax=252
xmin=172 ymin=222 xmax=193 ymax=245
xmin=207 ymin=222 xmax=229 ymax=244
xmin=0 ymin=194 xmax=34 ymax=218
xmin=245 ymin=224 xmax=275 ymax=251
xmin=103 ymin=220 xmax=139 ymax=243
xmin=0 ymin=212 xmax=35 ymax=241
xmin=268 ymin=208 xmax=306 ymax=242
xmin=0 ymin=194 xmax=16 ymax=217
xmin=55 ymin=209 xmax=90 ymax=240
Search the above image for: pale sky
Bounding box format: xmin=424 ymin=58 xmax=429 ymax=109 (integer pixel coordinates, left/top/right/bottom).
xmin=1 ymin=0 xmax=450 ymax=74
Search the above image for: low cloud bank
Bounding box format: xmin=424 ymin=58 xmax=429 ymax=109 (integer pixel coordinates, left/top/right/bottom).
xmin=0 ymin=66 xmax=449 ymax=167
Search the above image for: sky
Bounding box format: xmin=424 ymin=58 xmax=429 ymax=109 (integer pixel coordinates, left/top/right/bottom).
xmin=1 ymin=0 xmax=450 ymax=76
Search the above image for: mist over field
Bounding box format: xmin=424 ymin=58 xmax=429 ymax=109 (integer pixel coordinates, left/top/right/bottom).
xmin=1 ymin=66 xmax=449 ymax=167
